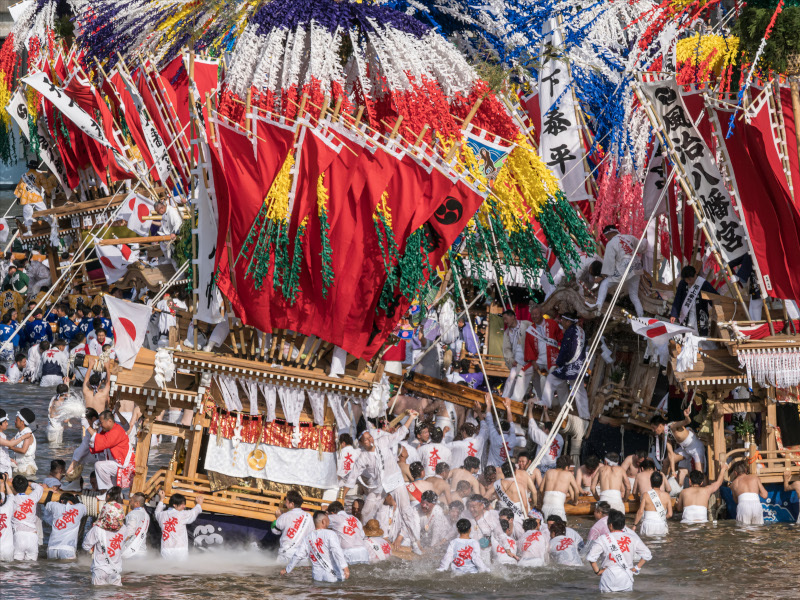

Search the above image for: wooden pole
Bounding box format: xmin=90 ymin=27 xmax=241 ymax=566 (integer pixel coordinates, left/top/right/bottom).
xmin=789 ymin=79 xmax=800 ymax=174
xmin=98 ymin=235 xmax=172 ymax=246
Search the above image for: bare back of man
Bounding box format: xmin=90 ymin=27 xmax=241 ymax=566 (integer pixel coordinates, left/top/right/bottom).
xmin=676 ymin=464 xmax=728 ymax=523
xmin=541 ymin=467 xmax=579 ymax=500
xmin=83 ymin=360 xmax=111 ymax=414
xmin=450 ymin=468 xmax=481 ymax=494
xmin=515 ymin=468 xmax=538 ymax=507
xmin=426 ymin=474 xmax=452 ymax=504
xmin=592 ymin=465 xmax=629 ymax=498
xmin=730 ymin=473 xmax=768 ymax=500
xmin=574 ymin=465 xmax=597 ymax=494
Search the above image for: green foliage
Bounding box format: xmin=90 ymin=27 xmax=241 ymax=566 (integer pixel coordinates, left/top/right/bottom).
xmin=735 ymin=6 xmax=800 ymax=73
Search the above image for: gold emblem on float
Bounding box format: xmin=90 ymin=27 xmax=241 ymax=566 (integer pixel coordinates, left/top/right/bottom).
xmin=247 ymin=448 xmax=267 ymax=470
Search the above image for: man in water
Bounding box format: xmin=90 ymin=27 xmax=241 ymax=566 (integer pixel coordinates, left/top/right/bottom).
xmin=587 ymin=510 xmax=652 ymax=593
xmin=87 ymin=410 xmax=134 ymax=492
xmin=587 ymin=501 xmax=613 ymax=543
xmin=406 ymin=461 xmax=434 ymax=506
xmin=631 ymin=458 xmax=669 ymax=497
xmin=450 ymin=456 xmax=482 ymax=495
xmin=155 ymin=490 xmax=204 ymax=560
xmin=438 ymin=519 xmax=490 ymax=574
xmin=83 ymin=360 xmax=112 ymax=414
xmin=272 ymin=489 xmax=314 ymax=564
xmin=518 ymin=517 xmax=549 ymax=567
xmin=575 ymin=455 xmax=601 ymax=495
xmin=426 ymin=462 xmax=452 ymax=504
xmin=493 ymin=462 xmax=528 ymax=517
xmin=418 ymin=490 xmax=451 ymax=550
xmin=669 ymin=406 xmax=706 ymax=486
xmin=539 ymin=455 xmax=580 ymax=521
xmin=281 ymin=511 xmax=350 ymax=583
xmin=10 ymin=408 xmax=37 ymax=477
xmin=729 ymin=461 xmax=768 ymax=525
xmin=591 ymin=453 xmax=630 ymax=513
xmin=633 ymin=472 xmax=672 ymax=536
xmin=465 ymin=494 xmax=518 ymax=563
xmin=514 ymin=452 xmax=540 ymax=507
xmin=675 ymin=465 xmax=728 ymax=524
xmin=620 ymin=450 xmax=648 ymax=493
xmin=122 ymin=492 xmax=150 ymax=559
xmin=326 ymin=500 xmax=370 ymax=564
xmin=548 ymin=519 xmax=583 ymax=566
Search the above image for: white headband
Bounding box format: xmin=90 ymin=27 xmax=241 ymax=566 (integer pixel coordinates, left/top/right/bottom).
xmin=0 ymin=415 xmax=7 ymax=424
xmin=16 ymin=411 xmax=28 ymax=427
xmin=605 ymin=459 xmax=618 ymax=466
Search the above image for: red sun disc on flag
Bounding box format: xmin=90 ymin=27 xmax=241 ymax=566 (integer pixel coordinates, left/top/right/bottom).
xmin=646 ymin=325 xmax=668 ymax=338
xmin=137 ymin=204 xmax=150 ymax=221
xmin=0 ymin=223 xmax=5 ymax=231
xmin=120 ymin=244 xmax=132 ymax=260
xmin=128 ymin=197 xmax=136 ymax=210
xmin=119 ymin=317 xmax=137 ymax=339
xmin=100 ymin=256 xmax=115 ymax=269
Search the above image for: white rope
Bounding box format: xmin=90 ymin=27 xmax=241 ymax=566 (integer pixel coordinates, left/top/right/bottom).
xmin=526 ymin=167 xmax=677 ymax=474
xmin=149 ymin=260 xmax=190 ymax=306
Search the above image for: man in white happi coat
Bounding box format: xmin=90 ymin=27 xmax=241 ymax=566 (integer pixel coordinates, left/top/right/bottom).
xmin=342 ymin=409 xmax=422 ymax=552
xmin=282 ymin=511 xmax=350 ymax=583
xmin=272 ymin=489 xmax=315 ymax=564
xmin=155 ymin=201 xmax=184 ymax=265
xmin=501 ymin=309 xmax=532 ymax=401
xmin=587 ymin=510 xmax=652 ymax=593
xmin=589 ymin=225 xmax=644 ymax=317
xmin=326 ymin=501 xmax=370 ymax=564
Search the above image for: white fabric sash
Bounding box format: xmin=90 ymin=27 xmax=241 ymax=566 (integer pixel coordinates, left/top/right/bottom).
xmin=647 ymin=489 xmax=667 ymax=520
xmin=679 ymin=277 xmax=705 ymax=325
xmin=604 ymin=533 xmax=634 ymax=583
xmin=566 ymin=327 xmax=585 ymax=365
xmin=525 ymin=324 xmax=559 ymax=348
xmin=494 ymin=480 xmax=526 ymax=518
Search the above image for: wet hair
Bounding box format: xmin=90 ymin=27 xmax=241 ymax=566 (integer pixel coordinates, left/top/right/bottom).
xmin=409 ymin=461 xmax=425 ymax=480
xmin=85 ymin=407 xmax=99 ymax=422
xmin=651 ymin=415 xmax=668 ymax=426
xmin=467 ymin=493 xmax=487 ymax=507
xmin=523 ymin=517 xmax=540 ymax=531
xmin=50 ymin=459 xmax=66 ymax=475
xmin=12 ymin=475 xmax=28 ymax=493
xmin=607 ymin=510 xmax=626 ymax=531
xmin=106 ymin=486 xmax=124 ymax=504
xmin=650 ymin=471 xmax=664 ymax=488
xmin=456 ymin=518 xmax=472 ymax=534
xmin=15 ymin=353 xmax=25 ymax=363
xmin=499 ymin=508 xmax=515 ymax=521
xmin=634 ymin=449 xmax=648 ymax=460
xmin=546 ymin=514 xmax=565 ymax=528
xmin=605 ymin=452 xmax=620 ymax=464
xmin=588 ymin=260 xmax=603 ymax=277
xmin=351 ymin=498 xmax=364 ymax=513
xmin=99 ymin=410 xmax=114 ymax=422
xmin=313 ymin=510 xmax=328 ymax=525
xmin=482 ymin=465 xmax=496 ymax=478
xmin=556 ymin=455 xmax=571 ymax=470
xmin=169 ymin=493 xmax=187 ymax=508
xmin=1 ymin=313 xmax=8 ymax=324
xmin=421 ymin=490 xmax=438 ymax=505
xmin=517 ymin=451 xmax=533 ymax=463
xmin=584 ymin=455 xmax=600 ymax=470
xmin=689 ymin=470 xmax=705 ymax=485
xmin=501 ymin=462 xmax=514 ymax=478
xmin=594 ymin=501 xmax=612 ymax=516
xmin=60 ymin=493 xmax=79 ymax=504
xmin=731 ymin=461 xmax=748 ymax=476
xmin=681 ymin=265 xmax=697 ymax=279
xmin=435 ymin=462 xmax=450 ymax=476
xmin=449 ymin=500 xmax=464 ymax=512
xmin=431 ymin=427 xmax=444 ymax=444
xmin=56 ymin=383 xmax=69 ymax=395
xmin=456 ymin=480 xmax=473 ymax=495
xmin=38 ymin=340 xmax=50 ymax=352
xmin=130 ymin=492 xmax=147 ymax=508
xmin=338 ymin=433 xmax=354 ymax=447
xmin=500 ymin=518 xmax=511 ymax=533
xmin=640 ymin=458 xmax=656 ymax=471
xmin=416 ymin=422 xmax=431 ymax=437
xmin=88 ymin=372 xmax=102 ymax=387
xmin=285 ymin=490 xmax=304 ymax=507
xmin=326 ymin=501 xmax=344 ymax=514
xmin=463 ymin=456 xmax=480 ymax=471
xmin=549 ymin=521 xmax=566 ymax=537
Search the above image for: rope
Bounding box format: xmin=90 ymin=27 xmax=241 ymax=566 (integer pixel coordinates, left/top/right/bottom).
xmin=526 ymin=167 xmax=678 ymax=474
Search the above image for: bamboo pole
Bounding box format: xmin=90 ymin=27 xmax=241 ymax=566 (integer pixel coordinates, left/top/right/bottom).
xmin=98 ymin=235 xmax=172 ymax=245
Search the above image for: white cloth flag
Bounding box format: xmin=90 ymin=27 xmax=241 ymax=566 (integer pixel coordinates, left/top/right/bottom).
xmin=117 ymin=68 xmax=171 ymax=184
xmin=7 ymin=88 xmax=30 ymax=139
xmin=629 ymin=316 xmax=693 ymax=346
xmin=0 ymin=218 xmax=8 ymax=244
xmin=104 ymin=296 xmax=152 ymax=368
xmin=117 ymin=192 xmax=154 ymax=236
xmin=193 ymin=155 xmax=224 ymax=324
xmin=539 ymin=18 xmax=590 ymax=202
xmin=640 ymin=78 xmax=747 ymax=263
xmin=95 ymin=242 xmax=139 ymax=284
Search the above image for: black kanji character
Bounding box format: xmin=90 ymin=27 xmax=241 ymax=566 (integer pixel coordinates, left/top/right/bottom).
xmin=540 ymin=68 xmax=562 ymax=96
xmin=662 ymin=105 xmax=691 ymax=134
xmin=654 ymin=86 xmax=677 ymax=106
xmin=700 ymin=187 xmax=728 ymax=220
xmin=715 ymin=220 xmax=744 ymax=253
xmin=690 ymin=162 xmax=720 ymax=189
xmin=547 ymin=143 xmax=576 ymax=174
xmin=542 ymin=109 xmax=571 ymax=136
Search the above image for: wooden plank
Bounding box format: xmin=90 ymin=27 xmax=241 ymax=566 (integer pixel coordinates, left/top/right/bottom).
xmin=714 ymin=401 xmax=766 ymax=416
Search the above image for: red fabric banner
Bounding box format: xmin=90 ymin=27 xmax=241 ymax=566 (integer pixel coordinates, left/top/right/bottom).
xmin=779 ymin=85 xmax=800 ymax=212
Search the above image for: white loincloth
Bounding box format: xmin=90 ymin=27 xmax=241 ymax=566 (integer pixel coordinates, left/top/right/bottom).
xmin=598 ymin=489 xmax=625 ymax=513
xmin=628 ymin=477 xmax=635 ymax=492
xmin=680 ymin=505 xmax=708 ymax=524
xmin=667 ymin=476 xmax=682 ymax=497
xmin=639 ymin=511 xmax=668 ymax=536
xmin=519 ymin=557 xmax=547 ymax=568
xmin=343 ymin=545 xmax=370 ymax=565
xmin=47 ymin=420 xmax=64 ymax=445
xmin=541 ymin=491 xmax=567 ymax=521
xmin=736 ymin=493 xmax=763 ymax=525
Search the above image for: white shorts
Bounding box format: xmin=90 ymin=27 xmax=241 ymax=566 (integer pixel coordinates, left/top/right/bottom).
xmin=48 ymin=547 xmax=77 ymax=560
xmin=14 ymin=530 xmax=39 ymax=561
xmin=161 ymin=546 xmax=190 ymax=561
xmin=92 ymin=568 xmax=122 ymax=586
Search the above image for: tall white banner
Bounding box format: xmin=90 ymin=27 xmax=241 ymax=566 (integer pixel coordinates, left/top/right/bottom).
xmin=194 ymin=156 xmax=223 ymax=324
xmin=640 ymin=78 xmax=747 ymax=263
xmin=539 ymin=18 xmax=591 ymax=202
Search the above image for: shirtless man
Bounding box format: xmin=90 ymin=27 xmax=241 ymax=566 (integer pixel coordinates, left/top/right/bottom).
xmin=539 ymin=455 xmax=580 ymax=521
xmin=514 ymin=452 xmax=539 ymax=507
xmin=477 ymin=465 xmax=498 ymax=500
xmin=452 ymin=480 xmax=475 ymax=505
xmin=426 ymin=462 xmax=452 ymax=504
xmin=669 ymin=406 xmax=706 ymax=484
xmin=450 ymin=456 xmax=482 ymax=495
xmin=633 ymin=471 xmax=672 ymax=536
xmin=729 ymin=461 xmax=768 ymax=525
xmin=620 ymin=450 xmax=648 ymax=493
xmin=574 ymin=455 xmax=600 ymax=495
xmin=398 ymin=445 xmax=413 ymax=483
xmin=783 ymin=470 xmax=800 ymax=524
xmin=493 ymin=462 xmax=528 ymax=517
xmin=406 ymin=462 xmax=434 ymax=506
xmin=82 ymin=360 xmax=111 ymax=414
xmin=591 ymin=453 xmax=630 ymax=513
xmin=676 ymin=464 xmax=728 ymax=524
xmin=631 ymin=458 xmax=670 ymax=497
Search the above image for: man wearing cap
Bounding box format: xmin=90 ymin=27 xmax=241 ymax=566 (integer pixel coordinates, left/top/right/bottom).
xmin=539 ymin=314 xmax=590 ymax=419
xmin=588 ymin=225 xmax=644 ymax=317
xmin=87 ymin=410 xmax=134 ymax=492
xmin=363 ymin=519 xmax=393 ymax=562
xmin=10 ymin=408 xmax=37 ymax=477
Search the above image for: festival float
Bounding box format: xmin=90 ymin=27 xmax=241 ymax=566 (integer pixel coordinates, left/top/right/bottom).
xmin=1 ymin=0 xmax=800 ymax=545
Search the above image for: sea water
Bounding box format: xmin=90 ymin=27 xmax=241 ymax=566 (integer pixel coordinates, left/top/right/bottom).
xmin=2 ymin=386 xmax=799 ymax=599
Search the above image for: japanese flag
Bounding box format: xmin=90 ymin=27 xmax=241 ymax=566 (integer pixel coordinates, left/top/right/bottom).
xmin=0 ymin=218 xmax=8 ymax=244
xmin=117 ymin=192 xmax=154 ymax=236
xmin=96 ymin=242 xmax=139 ymax=284
xmin=629 ymin=316 xmax=693 ymax=346
xmin=104 ymin=295 xmax=152 ymax=368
